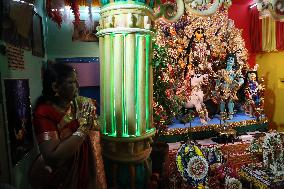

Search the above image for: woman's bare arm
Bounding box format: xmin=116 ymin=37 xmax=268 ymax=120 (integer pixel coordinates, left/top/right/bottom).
xmin=39 ymin=134 xmax=84 ymax=168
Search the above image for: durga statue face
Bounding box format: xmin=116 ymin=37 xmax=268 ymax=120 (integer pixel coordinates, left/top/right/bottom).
xmin=194 ymin=28 xmax=204 ymax=41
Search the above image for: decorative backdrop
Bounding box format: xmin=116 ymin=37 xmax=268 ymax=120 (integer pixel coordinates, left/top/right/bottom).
xmin=152 ymin=8 xmax=249 ymax=127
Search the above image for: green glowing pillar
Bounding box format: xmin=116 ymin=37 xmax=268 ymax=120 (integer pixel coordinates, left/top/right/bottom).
xmin=101 ymin=33 xmax=154 ymax=138
xmin=97 ymin=1 xmax=184 ymax=188
xmin=97 ymin=2 xmax=156 ymax=188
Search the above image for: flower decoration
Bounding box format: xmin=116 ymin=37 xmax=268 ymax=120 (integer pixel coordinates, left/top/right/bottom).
xmin=216 ymin=162 xmax=238 ymax=180
xmin=262 ymin=131 xmax=284 ymax=175
xmin=187 ymin=156 xmax=209 ymax=181
xmin=200 ymin=146 xmax=223 ymax=165
xmin=225 ymin=177 xmax=242 ymax=189
xmin=248 ymin=138 xmax=262 ymax=154
xmin=176 ymin=143 xmax=209 ymax=186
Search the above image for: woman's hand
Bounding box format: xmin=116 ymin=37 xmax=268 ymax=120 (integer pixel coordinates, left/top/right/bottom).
xmin=76 ymin=101 xmax=95 ymax=134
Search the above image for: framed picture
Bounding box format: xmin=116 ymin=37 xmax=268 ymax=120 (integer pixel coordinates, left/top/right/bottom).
xmin=4 ymin=79 xmax=34 ymax=165
xmin=32 ymin=13 xmax=45 ymax=57
xmin=0 ymin=0 xmax=10 ymax=38
xmin=72 ymin=20 xmax=99 ymax=42
xmin=1 ymin=1 xmax=32 ymax=49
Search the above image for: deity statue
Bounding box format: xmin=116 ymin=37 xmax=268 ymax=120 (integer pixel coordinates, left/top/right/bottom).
xmin=182 ymin=69 xmax=210 ymax=124
xmin=216 ymin=53 xmax=244 ymax=120
xmin=178 ymin=27 xmax=212 ymax=77
xmin=244 ymin=65 xmax=264 ymax=118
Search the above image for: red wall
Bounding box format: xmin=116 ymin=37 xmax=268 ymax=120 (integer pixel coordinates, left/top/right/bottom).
xmin=228 ymin=0 xmax=255 ymax=66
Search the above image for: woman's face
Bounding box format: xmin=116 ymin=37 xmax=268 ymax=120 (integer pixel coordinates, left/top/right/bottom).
xmin=57 ymin=72 xmax=79 ymax=101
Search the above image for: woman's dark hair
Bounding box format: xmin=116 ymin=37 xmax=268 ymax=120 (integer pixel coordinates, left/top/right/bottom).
xmin=35 ymin=63 xmax=75 ymax=107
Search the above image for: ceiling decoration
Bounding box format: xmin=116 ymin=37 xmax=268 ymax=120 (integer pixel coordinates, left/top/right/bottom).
xmin=257 ymin=0 xmax=284 ymax=21
xmin=46 ymin=0 xmax=233 ymax=28
xmin=183 ymin=0 xmax=232 ymax=16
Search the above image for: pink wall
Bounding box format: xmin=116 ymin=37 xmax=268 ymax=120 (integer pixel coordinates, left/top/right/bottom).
xmin=69 ymin=63 xmax=100 ymax=87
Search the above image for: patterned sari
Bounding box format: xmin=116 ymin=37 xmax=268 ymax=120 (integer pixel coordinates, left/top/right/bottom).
xmin=29 ymin=96 xmax=106 ymax=189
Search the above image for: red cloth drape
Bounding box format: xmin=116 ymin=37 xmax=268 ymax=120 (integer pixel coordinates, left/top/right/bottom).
xmin=276 ymin=21 xmax=284 ymax=51
xmin=250 ymin=7 xmax=262 ymax=53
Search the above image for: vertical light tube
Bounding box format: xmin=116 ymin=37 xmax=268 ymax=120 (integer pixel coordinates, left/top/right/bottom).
xmin=123 ymin=34 xmax=128 ymax=136
xmin=125 ymin=34 xmax=136 ymax=136
xmin=113 ymin=34 xmax=124 ymax=137
xmin=135 ymin=35 xmax=139 ymax=136
xmin=104 ymin=35 xmax=112 ymax=134
xmin=145 ymin=34 xmax=150 ymax=132
xmin=149 ymin=36 xmax=154 ymax=129
xmin=136 ymin=34 xmax=146 ymax=135
xmin=99 ymin=36 xmax=106 ymax=134
xmin=110 ymin=34 xmax=116 ymax=136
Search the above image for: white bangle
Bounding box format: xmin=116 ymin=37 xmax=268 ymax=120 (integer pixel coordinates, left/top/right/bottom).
xmin=72 ymin=131 xmax=86 ymax=139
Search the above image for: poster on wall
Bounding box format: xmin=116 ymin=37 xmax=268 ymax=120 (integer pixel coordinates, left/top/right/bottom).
xmin=1 ymin=1 xmax=32 ymax=49
xmin=4 ymin=79 xmax=34 ymax=165
xmin=6 ymin=43 xmax=25 ymax=70
xmin=32 ymin=13 xmax=45 ymax=57
xmin=72 ymin=20 xmax=99 ymax=42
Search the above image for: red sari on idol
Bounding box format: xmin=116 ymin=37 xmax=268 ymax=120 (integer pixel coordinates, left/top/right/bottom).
xmin=29 ymin=96 xmax=106 ymax=189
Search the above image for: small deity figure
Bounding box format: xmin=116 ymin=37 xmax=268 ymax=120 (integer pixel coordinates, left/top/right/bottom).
xmin=216 ymin=53 xmax=244 ymax=120
xmin=183 ymin=69 xmax=210 ymax=124
xmin=244 ymin=65 xmax=264 ymax=118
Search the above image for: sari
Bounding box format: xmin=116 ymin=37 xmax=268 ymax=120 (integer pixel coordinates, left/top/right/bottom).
xmin=29 ymin=96 xmax=106 ymax=189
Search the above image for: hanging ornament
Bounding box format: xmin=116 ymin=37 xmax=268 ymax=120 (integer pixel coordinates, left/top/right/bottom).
xmin=68 ymin=0 xmax=80 ymax=26
xmin=46 ymin=0 xmax=63 ymax=27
